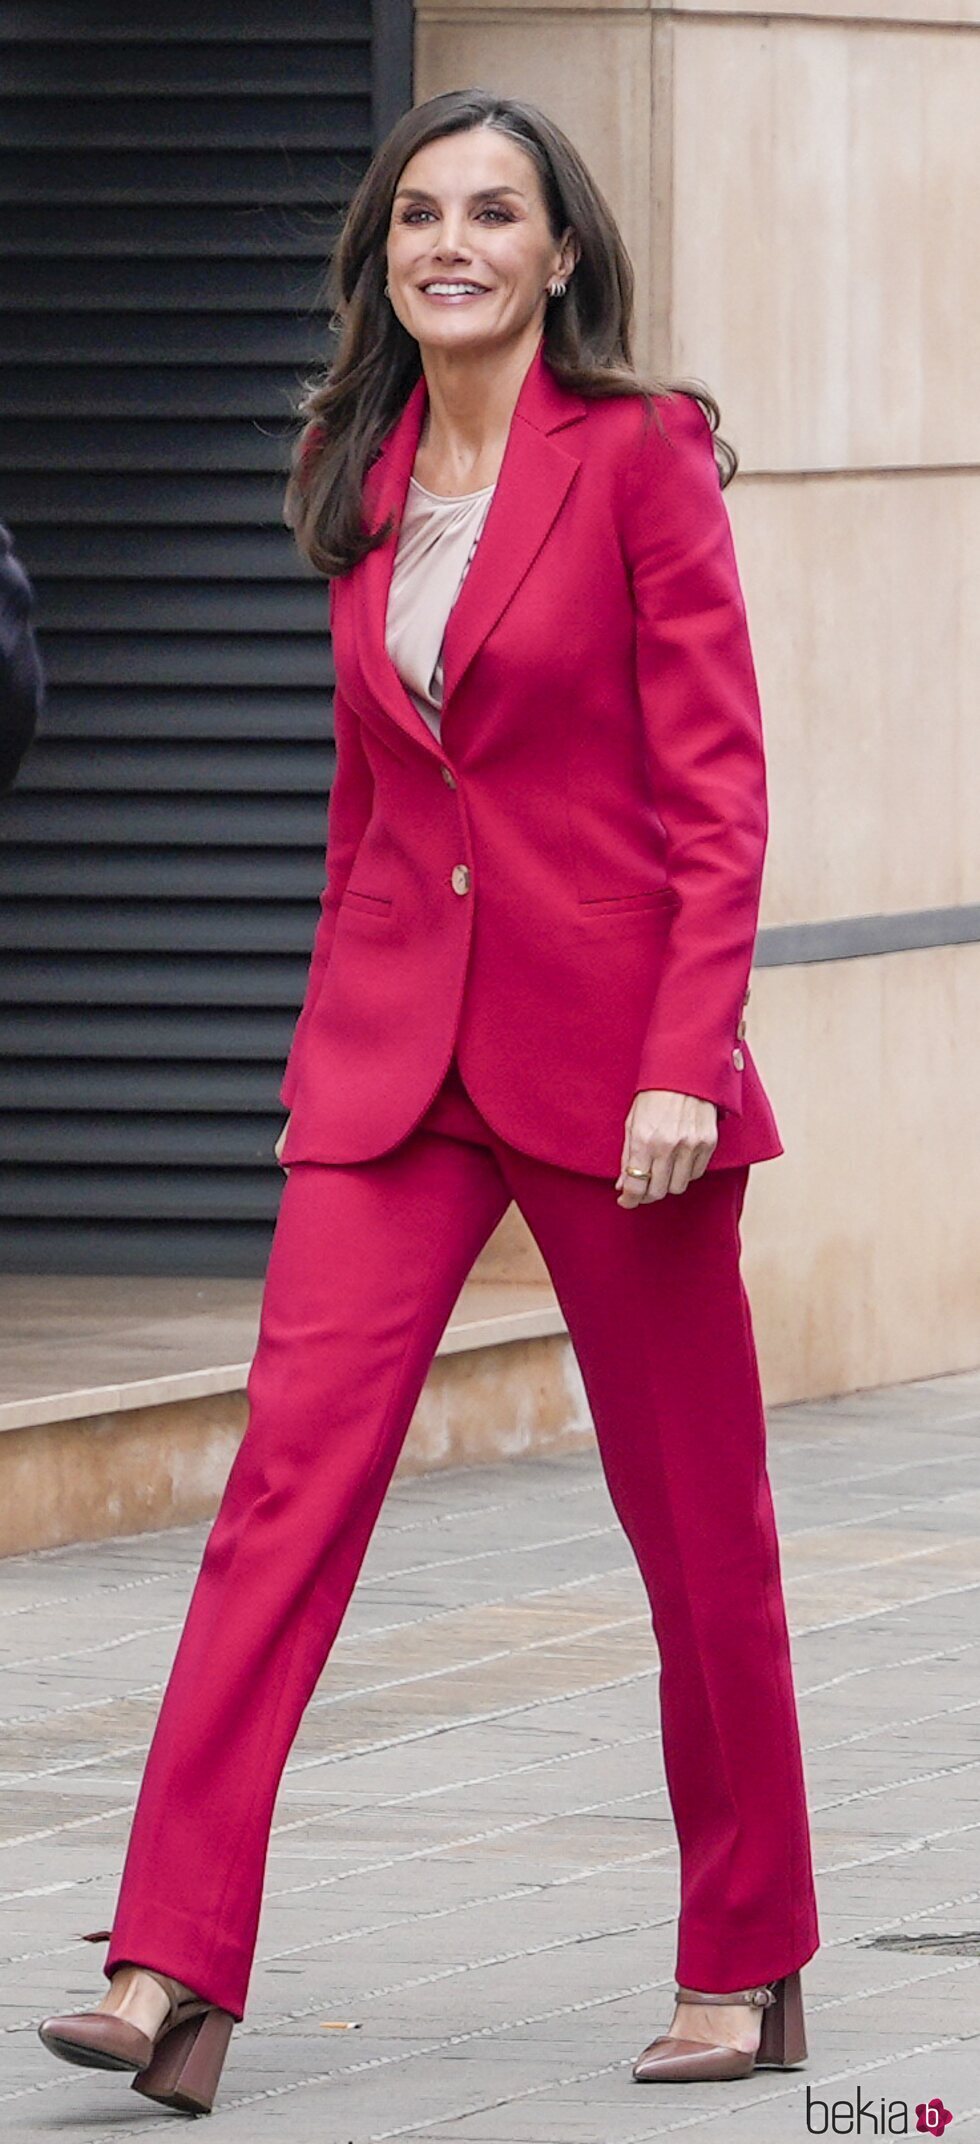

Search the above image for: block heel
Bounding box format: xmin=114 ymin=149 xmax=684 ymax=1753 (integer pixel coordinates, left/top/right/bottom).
xmin=131 ymin=2002 xmax=236 ymax=2114
xmin=756 ymin=1968 xmax=807 ymax=2067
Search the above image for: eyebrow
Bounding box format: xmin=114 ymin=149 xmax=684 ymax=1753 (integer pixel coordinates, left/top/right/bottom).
xmin=393 ymin=185 xmax=527 ymax=206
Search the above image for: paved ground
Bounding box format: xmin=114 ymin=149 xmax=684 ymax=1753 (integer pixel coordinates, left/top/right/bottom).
xmin=1 ymin=1364 xmax=978 ymax=2141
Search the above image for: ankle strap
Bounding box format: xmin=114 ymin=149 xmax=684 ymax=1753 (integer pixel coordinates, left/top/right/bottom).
xmin=140 ymin=1966 xmax=187 ymax=2033
xmin=675 ymin=1982 xmax=776 ymax=2007
xmin=80 ymin=1930 xmax=190 ymax=2029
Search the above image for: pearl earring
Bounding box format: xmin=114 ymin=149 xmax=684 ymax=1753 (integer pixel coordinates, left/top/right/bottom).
xmin=383 ymin=278 xmax=390 ymax=296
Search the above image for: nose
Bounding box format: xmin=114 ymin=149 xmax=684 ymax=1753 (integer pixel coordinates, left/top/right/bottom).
xmin=431 ymin=218 xmax=473 ymax=261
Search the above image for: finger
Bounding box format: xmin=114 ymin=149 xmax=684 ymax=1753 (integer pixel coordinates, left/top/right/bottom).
xmin=615 ymin=1108 xmax=637 ymax=1190
xmin=639 ymin=1152 xmax=676 ymax=1202
xmin=620 ymin=1142 xmax=664 ymax=1204
xmin=666 ymin=1146 xmax=697 ymax=1196
xmin=641 ymin=1142 xmax=709 ymax=1200
xmin=629 ymin=1137 xmax=687 ymax=1201
xmin=687 ymin=1144 xmax=714 ymax=1185
xmin=683 ymin=1138 xmax=718 ymax=1187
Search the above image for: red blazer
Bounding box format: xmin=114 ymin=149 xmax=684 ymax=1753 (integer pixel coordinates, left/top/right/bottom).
xmin=280 ymin=335 xmax=783 ymax=1178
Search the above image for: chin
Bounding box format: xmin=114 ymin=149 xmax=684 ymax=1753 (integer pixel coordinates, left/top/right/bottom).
xmin=416 ymin=335 xmax=495 ymax=361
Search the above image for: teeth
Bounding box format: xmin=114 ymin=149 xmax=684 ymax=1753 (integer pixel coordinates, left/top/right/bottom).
xmin=423 ymin=283 xmax=486 ymax=295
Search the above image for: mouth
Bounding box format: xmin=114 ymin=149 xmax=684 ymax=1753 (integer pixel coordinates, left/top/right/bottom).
xmin=417 ymin=281 xmax=492 ymax=304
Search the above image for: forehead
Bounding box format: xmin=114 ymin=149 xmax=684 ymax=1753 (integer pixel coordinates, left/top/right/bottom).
xmin=394 ymin=126 xmax=542 ymax=202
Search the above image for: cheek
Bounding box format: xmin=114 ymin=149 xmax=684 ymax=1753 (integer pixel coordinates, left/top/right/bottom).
xmin=492 ymin=240 xmax=547 ymax=288
xmin=387 ymin=226 xmax=424 ymax=265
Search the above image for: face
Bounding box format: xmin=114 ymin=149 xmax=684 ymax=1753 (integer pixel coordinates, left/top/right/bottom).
xmin=385 ymin=125 xmax=576 ymax=356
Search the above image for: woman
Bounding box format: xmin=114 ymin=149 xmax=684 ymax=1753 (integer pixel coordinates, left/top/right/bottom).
xmin=38 ymin=88 xmax=819 ymax=2114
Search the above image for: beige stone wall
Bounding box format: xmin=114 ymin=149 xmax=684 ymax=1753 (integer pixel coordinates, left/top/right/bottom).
xmin=415 ymin=2 xmax=979 ymax=1400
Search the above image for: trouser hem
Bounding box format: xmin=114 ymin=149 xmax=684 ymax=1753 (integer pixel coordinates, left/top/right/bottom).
xmin=104 ymin=1899 xmax=251 ymax=2024
xmin=674 ymin=1918 xmax=821 ymax=1992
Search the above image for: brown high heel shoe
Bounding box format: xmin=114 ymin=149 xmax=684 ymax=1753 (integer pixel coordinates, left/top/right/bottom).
xmin=36 ymin=1928 xmax=236 ymax=2115
xmin=632 ymin=1971 xmax=808 ymax=2083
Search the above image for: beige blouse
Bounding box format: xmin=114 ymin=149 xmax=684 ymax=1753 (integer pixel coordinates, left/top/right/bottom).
xmin=385 ymin=476 xmax=496 ymax=739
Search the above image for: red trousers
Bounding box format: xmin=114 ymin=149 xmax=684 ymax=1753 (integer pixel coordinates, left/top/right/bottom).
xmin=105 ymin=1053 xmax=819 ymax=2021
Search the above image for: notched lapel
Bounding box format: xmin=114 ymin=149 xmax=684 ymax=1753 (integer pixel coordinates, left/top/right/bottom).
xmin=438 ymin=420 xmax=580 ymax=711
xmin=351 ymin=339 xmax=587 ymax=760
xmin=352 ymin=373 xmax=438 ymax=759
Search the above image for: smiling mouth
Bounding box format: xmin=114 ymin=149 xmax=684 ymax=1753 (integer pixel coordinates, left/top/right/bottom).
xmin=418 ymin=283 xmax=492 ymax=300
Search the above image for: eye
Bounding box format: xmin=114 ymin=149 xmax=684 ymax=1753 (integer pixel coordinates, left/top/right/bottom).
xmin=396 ymin=204 xmax=515 ymax=225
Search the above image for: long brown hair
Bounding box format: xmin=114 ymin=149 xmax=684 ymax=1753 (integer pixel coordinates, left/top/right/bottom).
xmin=285 ymin=88 xmax=737 ymax=579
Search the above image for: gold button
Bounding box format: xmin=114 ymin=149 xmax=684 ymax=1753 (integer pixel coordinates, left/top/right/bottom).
xmin=736 ymin=1017 xmax=747 ymax=1039
xmin=451 ymin=864 xmax=471 ymax=895
xmin=732 ymin=1045 xmax=745 ymax=1071
xmin=441 ymin=766 xmax=457 ymax=787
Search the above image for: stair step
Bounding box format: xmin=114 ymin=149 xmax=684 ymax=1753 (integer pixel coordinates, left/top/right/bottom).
xmin=0 ymin=1274 xmax=591 ymax=1556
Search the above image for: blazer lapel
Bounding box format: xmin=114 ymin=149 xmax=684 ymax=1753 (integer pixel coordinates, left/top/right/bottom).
xmin=352 ymin=338 xmax=587 ymax=761
xmin=352 ymin=371 xmax=435 ymax=757
xmin=438 ymin=414 xmax=580 ymax=713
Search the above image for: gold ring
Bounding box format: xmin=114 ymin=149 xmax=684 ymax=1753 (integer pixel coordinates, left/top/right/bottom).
xmin=624 ymin=1165 xmax=651 ymax=1178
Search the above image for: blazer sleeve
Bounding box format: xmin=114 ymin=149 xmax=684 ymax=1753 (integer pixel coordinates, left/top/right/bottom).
xmin=620 ymin=391 xmax=769 ymax=1118
xmin=279 ymin=679 xmax=375 ymax=1111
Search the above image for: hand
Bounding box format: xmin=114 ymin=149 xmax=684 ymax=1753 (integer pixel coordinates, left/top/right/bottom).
xmin=615 ymin=1088 xmax=718 ymax=1205
xmin=274 ymin=1115 xmax=290 ymax=1171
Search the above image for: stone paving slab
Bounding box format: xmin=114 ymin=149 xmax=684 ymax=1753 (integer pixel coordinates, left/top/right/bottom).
xmin=1 ymin=1366 xmax=978 ymax=2139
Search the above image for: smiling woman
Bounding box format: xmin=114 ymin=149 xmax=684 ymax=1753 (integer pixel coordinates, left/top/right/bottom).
xmin=283 ymin=87 xmax=736 ymax=580
xmin=383 ymin=137 xmax=578 ymax=497
xmin=37 ymin=86 xmax=820 ymax=2117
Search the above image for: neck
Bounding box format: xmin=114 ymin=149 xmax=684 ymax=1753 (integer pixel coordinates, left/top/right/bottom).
xmin=416 ymin=327 xmax=543 ymax=475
